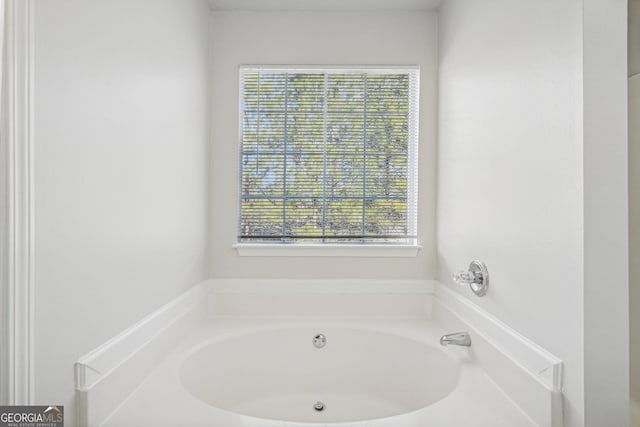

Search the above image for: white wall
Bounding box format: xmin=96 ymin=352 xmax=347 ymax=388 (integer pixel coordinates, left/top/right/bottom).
xmin=630 ymin=73 xmax=640 ymax=426
xmin=583 ymin=0 xmax=629 ymax=425
xmin=439 ymin=1 xmax=630 ymax=426
xmin=33 ymin=0 xmax=210 ymax=425
xmin=437 ymin=0 xmax=585 ymax=425
xmin=631 ymin=0 xmax=640 ymax=77
xmin=631 ymin=0 xmax=640 ymax=416
xmin=209 ymin=10 xmax=437 ymax=279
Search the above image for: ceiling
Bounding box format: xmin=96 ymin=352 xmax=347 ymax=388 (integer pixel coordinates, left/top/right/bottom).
xmin=207 ymin=0 xmax=441 ymax=11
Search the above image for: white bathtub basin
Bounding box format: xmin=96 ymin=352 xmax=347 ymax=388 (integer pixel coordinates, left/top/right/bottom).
xmin=180 ymin=328 xmax=460 ymax=423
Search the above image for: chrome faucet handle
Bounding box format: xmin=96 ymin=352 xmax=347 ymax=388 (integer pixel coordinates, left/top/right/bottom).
xmin=453 ymin=270 xmax=477 ymax=285
xmin=453 ymin=260 xmax=489 ymax=297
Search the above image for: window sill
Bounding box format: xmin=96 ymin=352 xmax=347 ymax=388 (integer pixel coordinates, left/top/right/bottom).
xmin=233 ymin=243 xmax=422 ymax=258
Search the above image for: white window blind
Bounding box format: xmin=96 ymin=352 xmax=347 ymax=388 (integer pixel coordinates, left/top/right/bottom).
xmin=238 ymin=66 xmax=419 ymax=244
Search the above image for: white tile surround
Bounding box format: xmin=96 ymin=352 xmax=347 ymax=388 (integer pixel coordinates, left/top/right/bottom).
xmin=75 ymin=279 xmax=563 ymax=427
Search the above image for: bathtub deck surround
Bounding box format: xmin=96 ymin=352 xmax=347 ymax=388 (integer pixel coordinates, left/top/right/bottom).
xmin=75 ymin=279 xmax=562 ymax=427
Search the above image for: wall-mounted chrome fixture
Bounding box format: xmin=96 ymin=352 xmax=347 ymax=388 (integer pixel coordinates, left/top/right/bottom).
xmin=313 ymin=334 xmax=326 ymax=349
xmin=453 ymin=260 xmax=489 ymax=297
xmin=440 ymin=331 xmax=472 ymax=347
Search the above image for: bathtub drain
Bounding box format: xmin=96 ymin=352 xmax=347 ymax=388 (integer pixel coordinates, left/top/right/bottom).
xmin=313 ymin=401 xmax=326 ymax=412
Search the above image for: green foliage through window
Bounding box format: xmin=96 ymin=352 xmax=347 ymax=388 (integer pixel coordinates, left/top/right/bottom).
xmin=238 ymin=67 xmax=419 ymax=244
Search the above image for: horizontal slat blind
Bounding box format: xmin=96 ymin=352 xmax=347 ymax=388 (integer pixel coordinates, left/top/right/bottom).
xmin=238 ymin=67 xmax=419 ymax=244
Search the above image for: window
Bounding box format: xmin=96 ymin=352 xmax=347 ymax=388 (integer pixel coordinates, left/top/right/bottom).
xmin=238 ymin=67 xmax=419 ymax=246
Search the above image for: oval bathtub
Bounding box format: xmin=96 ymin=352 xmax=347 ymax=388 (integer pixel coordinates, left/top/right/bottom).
xmin=179 ymin=328 xmax=460 ymax=423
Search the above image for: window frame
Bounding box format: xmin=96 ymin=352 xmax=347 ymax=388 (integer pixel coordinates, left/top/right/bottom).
xmin=235 ymin=65 xmax=422 ymax=257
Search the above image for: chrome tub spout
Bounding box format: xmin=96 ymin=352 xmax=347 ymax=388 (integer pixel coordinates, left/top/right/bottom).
xmin=440 ymin=332 xmax=471 ymax=347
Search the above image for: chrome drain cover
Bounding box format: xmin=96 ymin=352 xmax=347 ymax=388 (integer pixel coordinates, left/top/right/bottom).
xmin=313 ymin=401 xmax=326 ymax=412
